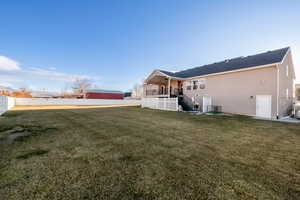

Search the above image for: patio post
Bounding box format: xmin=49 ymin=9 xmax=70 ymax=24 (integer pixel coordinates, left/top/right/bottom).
xmin=168 ymin=77 xmax=171 ymax=98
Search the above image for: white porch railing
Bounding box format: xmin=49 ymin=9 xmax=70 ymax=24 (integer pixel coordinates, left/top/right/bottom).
xmin=141 ymin=97 xmax=178 ymax=111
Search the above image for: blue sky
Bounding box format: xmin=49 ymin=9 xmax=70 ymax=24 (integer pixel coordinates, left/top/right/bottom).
xmin=0 ymin=0 xmax=300 ymax=92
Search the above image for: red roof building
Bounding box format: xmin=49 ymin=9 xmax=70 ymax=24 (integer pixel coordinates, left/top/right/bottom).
xmin=84 ymin=89 xmax=124 ymax=100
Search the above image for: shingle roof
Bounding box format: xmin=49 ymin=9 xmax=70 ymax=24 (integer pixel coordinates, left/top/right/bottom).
xmin=159 ymin=47 xmax=289 ymax=78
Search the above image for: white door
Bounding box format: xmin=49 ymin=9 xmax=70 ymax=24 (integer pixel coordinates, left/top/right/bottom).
xmin=256 ymin=95 xmax=272 ymax=118
xmin=203 ymin=96 xmax=212 ymax=112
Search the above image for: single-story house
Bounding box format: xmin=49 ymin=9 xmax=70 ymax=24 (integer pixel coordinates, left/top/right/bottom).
xmin=143 ymin=47 xmax=296 ymax=119
xmin=84 ymin=89 xmax=124 ymax=100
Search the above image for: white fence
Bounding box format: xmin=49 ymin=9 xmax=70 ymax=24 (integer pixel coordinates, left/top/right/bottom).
xmin=15 ymin=98 xmax=141 ymax=106
xmin=0 ymin=96 xmax=141 ymax=115
xmin=141 ymin=97 xmax=178 ymax=111
xmin=0 ymin=96 xmax=16 ymax=115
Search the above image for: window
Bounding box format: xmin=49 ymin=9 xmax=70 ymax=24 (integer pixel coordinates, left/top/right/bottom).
xmin=185 ymin=81 xmax=192 ymax=90
xmin=199 ymin=84 xmax=205 ymax=89
xmin=193 ymin=81 xmax=198 ymax=90
xmin=286 ymin=65 xmax=289 ymax=77
xmin=286 ymin=88 xmax=289 ymax=99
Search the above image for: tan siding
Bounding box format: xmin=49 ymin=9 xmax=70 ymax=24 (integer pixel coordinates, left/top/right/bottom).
xmin=183 ymin=66 xmax=278 ymax=118
xmin=278 ymin=51 xmax=295 ymax=117
xmin=296 ymin=84 xmax=300 ymax=102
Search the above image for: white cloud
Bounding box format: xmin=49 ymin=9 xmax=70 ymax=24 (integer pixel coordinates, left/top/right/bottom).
xmin=0 ymin=81 xmax=13 ymax=88
xmin=0 ymin=56 xmax=21 ymax=71
xmin=49 ymin=67 xmax=56 ymax=71
xmin=24 ymin=67 xmax=90 ymax=82
xmin=0 ymin=56 xmax=101 ymax=90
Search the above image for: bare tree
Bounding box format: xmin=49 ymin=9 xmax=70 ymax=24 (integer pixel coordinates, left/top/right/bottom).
xmin=11 ymin=87 xmax=32 ymax=98
xmin=132 ymin=83 xmax=143 ymax=98
xmin=71 ymin=78 xmax=92 ymax=94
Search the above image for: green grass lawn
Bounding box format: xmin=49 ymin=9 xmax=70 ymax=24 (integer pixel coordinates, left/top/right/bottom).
xmin=0 ymin=107 xmax=300 ymax=200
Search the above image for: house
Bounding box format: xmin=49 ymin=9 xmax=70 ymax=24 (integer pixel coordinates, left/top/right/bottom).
xmin=84 ymin=89 xmax=124 ymax=99
xmin=31 ymin=91 xmax=58 ymax=98
xmin=296 ymin=84 xmax=300 ymax=102
xmin=124 ymin=92 xmax=132 ymax=98
xmin=143 ymin=47 xmax=296 ymax=119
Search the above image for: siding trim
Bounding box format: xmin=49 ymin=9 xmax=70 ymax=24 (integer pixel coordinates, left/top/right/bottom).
xmin=276 ymin=64 xmax=280 ymax=118
xmin=280 ymin=47 xmax=290 ymax=65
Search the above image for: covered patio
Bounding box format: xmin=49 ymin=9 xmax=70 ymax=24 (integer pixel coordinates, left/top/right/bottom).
xmin=143 ymin=70 xmax=183 ymax=98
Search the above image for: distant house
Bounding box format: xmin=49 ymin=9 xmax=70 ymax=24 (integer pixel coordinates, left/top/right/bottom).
xmin=31 ymin=91 xmax=58 ymax=98
xmin=144 ymin=47 xmax=296 ymax=119
xmin=124 ymin=92 xmax=132 ymax=98
xmin=296 ymin=84 xmax=300 ymax=102
xmin=84 ymin=89 xmax=124 ymax=100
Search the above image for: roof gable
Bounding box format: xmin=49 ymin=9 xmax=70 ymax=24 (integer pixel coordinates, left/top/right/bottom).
xmin=158 ymin=47 xmax=289 ymax=79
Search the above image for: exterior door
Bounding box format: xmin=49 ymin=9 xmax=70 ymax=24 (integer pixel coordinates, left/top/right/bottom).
xmin=203 ymin=96 xmax=212 ymax=112
xmin=256 ymin=95 xmax=272 ymax=118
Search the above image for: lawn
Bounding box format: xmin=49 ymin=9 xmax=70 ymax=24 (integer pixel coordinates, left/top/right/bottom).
xmin=0 ymin=106 xmax=299 ymax=199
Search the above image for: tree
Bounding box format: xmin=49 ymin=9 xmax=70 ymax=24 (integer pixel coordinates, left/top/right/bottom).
xmin=11 ymin=87 xmax=32 ymax=98
xmin=132 ymin=83 xmax=143 ymax=98
xmin=71 ymin=78 xmax=92 ymax=94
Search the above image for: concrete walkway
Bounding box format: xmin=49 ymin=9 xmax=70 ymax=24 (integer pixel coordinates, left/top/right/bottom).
xmin=254 ymin=116 xmax=300 ymax=123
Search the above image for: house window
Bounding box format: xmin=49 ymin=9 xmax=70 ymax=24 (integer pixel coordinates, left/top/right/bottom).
xmin=286 ymin=88 xmax=289 ymax=99
xmin=193 ymin=81 xmax=198 ymax=90
xmin=186 ymin=81 xmax=192 ymax=90
xmin=199 ymin=84 xmax=205 ymax=89
xmin=286 ymin=65 xmax=289 ymax=77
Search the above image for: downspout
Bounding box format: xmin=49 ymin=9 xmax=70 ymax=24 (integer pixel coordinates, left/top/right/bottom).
xmin=276 ymin=64 xmax=279 ymax=119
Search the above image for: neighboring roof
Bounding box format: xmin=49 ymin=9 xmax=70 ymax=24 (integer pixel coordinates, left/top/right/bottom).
xmin=84 ymin=89 xmax=123 ymax=94
xmin=158 ymin=47 xmax=290 ymax=79
xmin=31 ymin=91 xmax=58 ymax=98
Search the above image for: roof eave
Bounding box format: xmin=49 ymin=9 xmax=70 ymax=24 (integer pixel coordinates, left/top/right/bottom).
xmin=182 ymin=62 xmax=280 ymax=80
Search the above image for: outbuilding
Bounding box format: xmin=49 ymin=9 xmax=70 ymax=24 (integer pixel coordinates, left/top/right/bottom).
xmin=84 ymin=89 xmax=124 ymax=100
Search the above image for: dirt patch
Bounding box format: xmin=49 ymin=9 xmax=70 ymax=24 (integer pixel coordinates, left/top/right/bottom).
xmin=16 ymin=149 xmax=49 ymax=159
xmin=0 ymin=125 xmax=57 ymax=145
xmin=2 ymin=112 xmax=22 ymax=118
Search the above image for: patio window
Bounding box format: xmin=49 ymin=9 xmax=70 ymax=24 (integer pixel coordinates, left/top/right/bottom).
xmin=186 ymin=81 xmax=192 ymax=90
